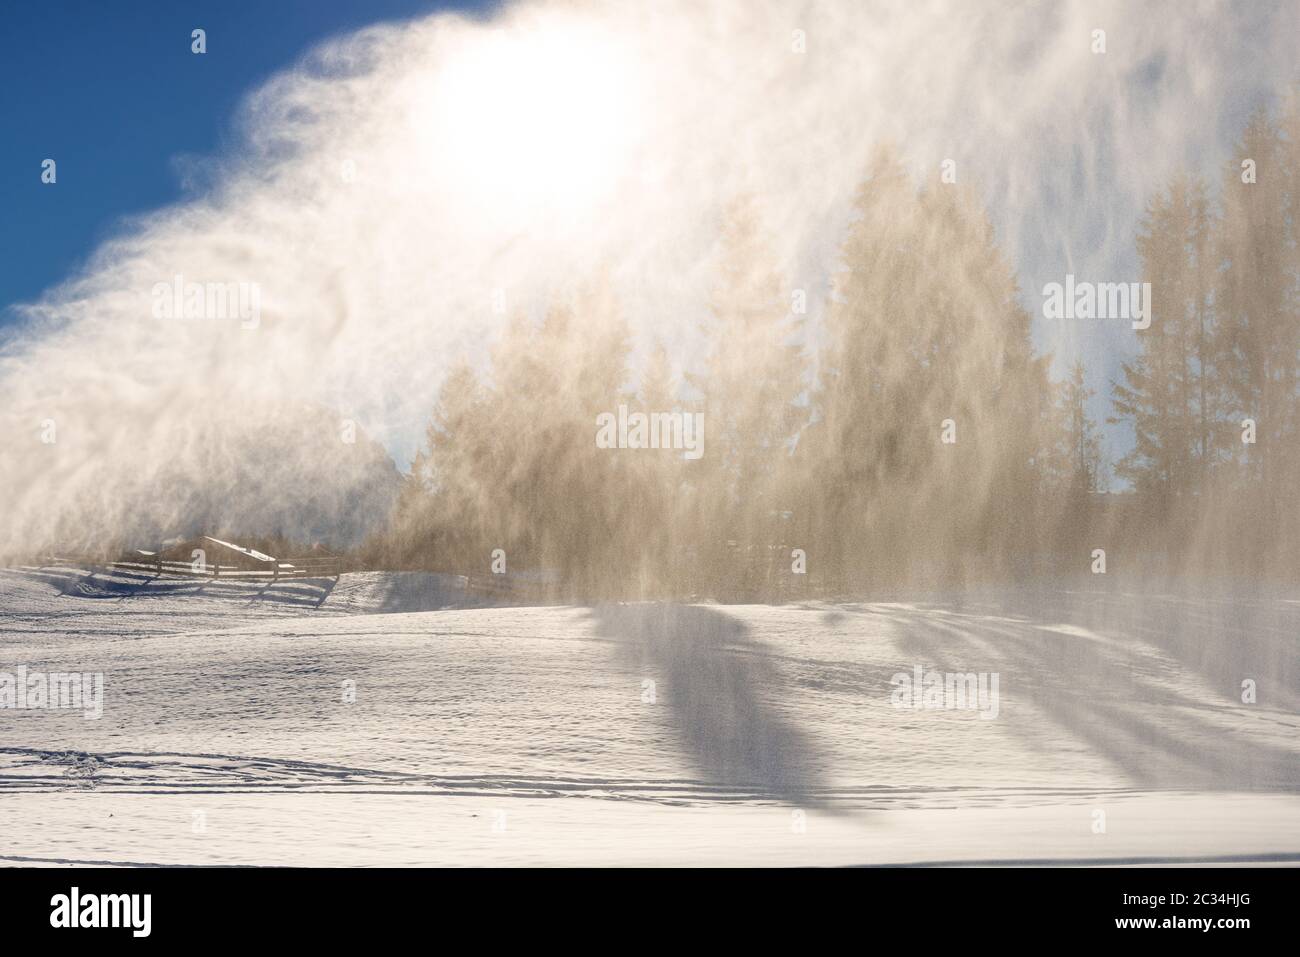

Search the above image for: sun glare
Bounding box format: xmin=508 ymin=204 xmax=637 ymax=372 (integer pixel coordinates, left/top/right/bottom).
xmin=421 ymin=21 xmax=646 ymax=222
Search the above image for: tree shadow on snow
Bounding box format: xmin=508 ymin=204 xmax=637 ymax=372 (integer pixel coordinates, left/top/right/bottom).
xmin=590 ymin=603 xmax=836 ymax=809
xmin=874 ymin=592 xmax=1299 ymax=791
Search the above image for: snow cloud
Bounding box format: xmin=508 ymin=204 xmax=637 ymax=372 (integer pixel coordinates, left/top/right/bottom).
xmin=1 ymin=0 xmax=1294 ymax=553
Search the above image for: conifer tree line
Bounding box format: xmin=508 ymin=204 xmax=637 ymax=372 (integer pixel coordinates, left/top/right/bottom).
xmin=366 ymin=99 xmax=1299 ymax=599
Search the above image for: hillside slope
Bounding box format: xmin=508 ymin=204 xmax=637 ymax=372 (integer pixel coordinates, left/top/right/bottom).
xmin=1 ymin=567 xmax=1296 ymax=865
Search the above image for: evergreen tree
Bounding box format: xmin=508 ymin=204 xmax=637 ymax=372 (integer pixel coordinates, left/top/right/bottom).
xmin=688 ymin=197 xmax=808 ymax=596
xmin=805 ymin=149 xmax=1050 ymax=588
xmin=1216 ymin=107 xmax=1298 ymax=499
xmin=1110 ymin=175 xmax=1216 ymax=505
xmin=1059 ymin=360 xmax=1106 ymax=493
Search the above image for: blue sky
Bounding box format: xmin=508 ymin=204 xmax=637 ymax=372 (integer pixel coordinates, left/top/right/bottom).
xmin=0 ymin=0 xmax=490 ymax=322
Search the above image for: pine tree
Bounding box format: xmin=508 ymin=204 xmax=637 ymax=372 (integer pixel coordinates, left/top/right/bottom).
xmin=1216 ymin=107 xmax=1298 ymax=500
xmin=1211 ymin=99 xmax=1300 ymax=573
xmin=1110 ymin=175 xmax=1215 ymax=506
xmin=1059 ymin=360 xmax=1106 ymax=493
xmin=805 ymin=148 xmax=1050 ymax=587
xmin=628 ymin=340 xmax=684 ymax=596
xmin=688 ymin=197 xmax=808 ymax=596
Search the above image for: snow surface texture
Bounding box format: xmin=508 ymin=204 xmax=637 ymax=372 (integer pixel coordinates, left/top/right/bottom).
xmin=1 ymin=566 xmax=1296 ymax=866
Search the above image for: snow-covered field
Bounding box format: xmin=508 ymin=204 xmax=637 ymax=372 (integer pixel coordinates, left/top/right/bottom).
xmin=1 ymin=566 xmax=1297 ymax=866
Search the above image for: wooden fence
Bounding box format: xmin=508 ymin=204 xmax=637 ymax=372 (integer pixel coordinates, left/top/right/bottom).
xmin=45 ymin=554 xmax=342 ymax=581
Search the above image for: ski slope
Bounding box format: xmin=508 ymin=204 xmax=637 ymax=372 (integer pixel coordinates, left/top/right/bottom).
xmin=1 ymin=566 xmax=1297 ymax=866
